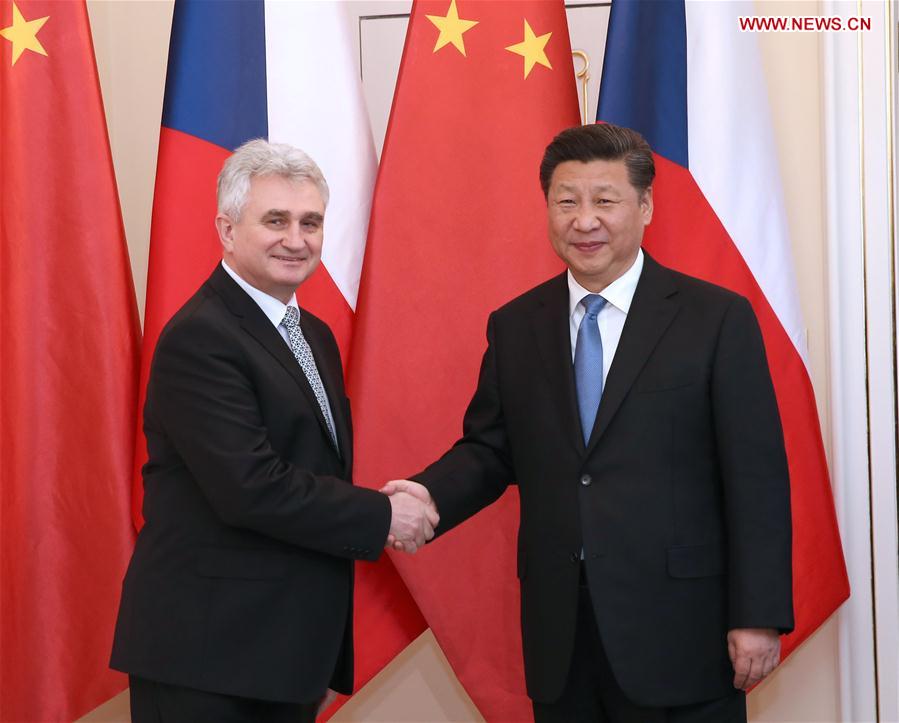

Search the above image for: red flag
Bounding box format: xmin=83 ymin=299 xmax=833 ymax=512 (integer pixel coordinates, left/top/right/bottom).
xmin=0 ymin=1 xmax=140 ymax=719
xmin=348 ymin=1 xmax=579 ymax=719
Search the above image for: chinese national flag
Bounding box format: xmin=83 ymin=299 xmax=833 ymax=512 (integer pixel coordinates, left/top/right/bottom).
xmin=348 ymin=1 xmax=579 ymax=720
xmin=0 ymin=1 xmax=140 ymax=721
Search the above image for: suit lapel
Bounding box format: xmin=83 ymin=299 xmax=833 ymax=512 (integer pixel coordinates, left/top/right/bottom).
xmin=586 ymin=254 xmax=680 ymax=453
xmin=531 ymin=273 xmax=585 ymax=455
xmin=208 ymin=266 xmax=344 ymax=457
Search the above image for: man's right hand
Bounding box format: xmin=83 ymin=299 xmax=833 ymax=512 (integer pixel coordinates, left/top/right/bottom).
xmin=383 ymin=480 xmax=439 ymax=553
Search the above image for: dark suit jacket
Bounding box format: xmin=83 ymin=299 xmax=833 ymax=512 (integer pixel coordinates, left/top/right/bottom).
xmin=111 ymin=265 xmax=391 ymax=704
xmin=416 ymin=253 xmax=794 ymax=707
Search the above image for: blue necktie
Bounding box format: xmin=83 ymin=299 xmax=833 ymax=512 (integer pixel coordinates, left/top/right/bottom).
xmin=574 ymin=294 xmax=607 ymax=443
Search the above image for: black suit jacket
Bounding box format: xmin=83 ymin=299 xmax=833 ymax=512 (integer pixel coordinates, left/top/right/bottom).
xmin=111 ymin=265 xmax=391 ymax=704
xmin=416 ymin=253 xmax=794 ymax=707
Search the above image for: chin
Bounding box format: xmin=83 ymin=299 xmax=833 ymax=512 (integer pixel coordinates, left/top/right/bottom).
xmin=292 ymin=268 xmax=318 ymax=287
xmin=574 ymin=264 xmax=609 ymax=279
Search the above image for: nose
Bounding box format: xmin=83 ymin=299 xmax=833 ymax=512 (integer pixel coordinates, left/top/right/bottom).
xmin=282 ymin=221 xmax=308 ymax=250
xmin=572 ymin=208 xmax=601 ymax=232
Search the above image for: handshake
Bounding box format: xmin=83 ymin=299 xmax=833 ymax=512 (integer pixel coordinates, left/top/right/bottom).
xmin=381 ymin=479 xmax=440 ymax=554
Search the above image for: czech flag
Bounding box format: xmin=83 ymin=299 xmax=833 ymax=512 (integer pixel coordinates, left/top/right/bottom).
xmin=597 ymin=0 xmax=850 ymax=664
xmin=134 ymin=1 xmax=425 ymax=713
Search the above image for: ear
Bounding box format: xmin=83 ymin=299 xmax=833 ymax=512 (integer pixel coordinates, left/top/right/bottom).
xmin=215 ymin=214 xmax=235 ymax=253
xmin=640 ymin=186 xmax=654 ymax=225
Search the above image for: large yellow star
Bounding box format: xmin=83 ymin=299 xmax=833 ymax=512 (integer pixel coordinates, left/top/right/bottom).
xmin=426 ymin=0 xmax=478 ymax=56
xmin=1 ymin=1 xmax=49 ymax=66
xmin=505 ymin=19 xmax=552 ymax=79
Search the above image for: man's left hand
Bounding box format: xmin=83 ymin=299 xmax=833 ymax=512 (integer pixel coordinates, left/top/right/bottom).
xmin=727 ymin=627 xmax=781 ymax=690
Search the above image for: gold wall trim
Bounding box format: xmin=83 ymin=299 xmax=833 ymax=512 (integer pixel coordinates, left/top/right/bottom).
xmin=572 ymin=50 xmax=590 ymax=125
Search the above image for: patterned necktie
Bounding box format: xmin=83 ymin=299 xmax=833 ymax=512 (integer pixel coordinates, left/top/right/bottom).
xmin=281 ymin=306 xmax=338 ymax=450
xmin=574 ymin=294 xmax=607 ymax=444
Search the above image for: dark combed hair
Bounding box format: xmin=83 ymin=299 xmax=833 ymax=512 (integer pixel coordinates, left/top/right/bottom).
xmin=539 ymin=123 xmax=655 ymax=197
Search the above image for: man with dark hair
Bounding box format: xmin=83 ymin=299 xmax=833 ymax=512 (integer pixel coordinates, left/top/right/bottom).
xmin=111 ymin=140 xmax=438 ymax=723
xmin=385 ymin=123 xmax=793 ymax=722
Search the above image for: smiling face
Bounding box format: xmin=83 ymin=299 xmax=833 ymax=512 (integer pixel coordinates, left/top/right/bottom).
xmin=546 ymin=158 xmax=653 ymax=292
xmin=216 ymin=174 xmax=325 ymax=303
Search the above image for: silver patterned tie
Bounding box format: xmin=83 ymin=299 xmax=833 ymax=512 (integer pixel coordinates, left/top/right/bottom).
xmin=281 ymin=306 xmax=338 ymax=449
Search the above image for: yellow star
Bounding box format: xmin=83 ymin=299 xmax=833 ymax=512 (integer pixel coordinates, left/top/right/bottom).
xmin=426 ymin=0 xmax=478 ymax=56
xmin=1 ymin=1 xmax=49 ymax=66
xmin=505 ymin=19 xmax=552 ymax=79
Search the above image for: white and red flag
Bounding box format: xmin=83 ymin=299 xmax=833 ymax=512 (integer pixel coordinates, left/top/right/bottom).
xmin=135 ymin=2 xmax=425 ymax=713
xmin=597 ymin=0 xmax=849 ymax=661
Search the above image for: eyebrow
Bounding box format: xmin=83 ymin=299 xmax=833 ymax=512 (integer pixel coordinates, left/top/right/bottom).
xmin=592 ymin=184 xmax=619 ymax=193
xmin=554 ymin=182 xmax=620 ymax=194
xmin=261 ymin=210 xmax=324 ymax=223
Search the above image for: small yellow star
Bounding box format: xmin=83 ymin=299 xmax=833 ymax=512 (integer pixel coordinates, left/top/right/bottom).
xmin=1 ymin=1 xmax=49 ymax=66
xmin=505 ymin=19 xmax=552 ymax=79
xmin=426 ymin=0 xmax=478 ymax=56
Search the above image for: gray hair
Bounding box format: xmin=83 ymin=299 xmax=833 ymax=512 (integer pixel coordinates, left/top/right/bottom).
xmin=217 ymin=139 xmax=330 ymax=219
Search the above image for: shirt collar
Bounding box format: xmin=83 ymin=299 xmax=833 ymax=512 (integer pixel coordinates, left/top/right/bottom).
xmin=567 ymin=248 xmax=644 ymax=318
xmin=221 ymin=260 xmax=299 ymax=328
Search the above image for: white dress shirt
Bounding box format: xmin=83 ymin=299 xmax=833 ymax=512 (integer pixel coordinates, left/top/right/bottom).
xmin=568 ymin=249 xmax=645 ymax=379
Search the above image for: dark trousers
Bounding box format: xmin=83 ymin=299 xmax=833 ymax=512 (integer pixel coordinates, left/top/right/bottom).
xmin=129 ymin=675 xmax=319 ymax=723
xmin=533 ymin=577 xmax=746 ymax=723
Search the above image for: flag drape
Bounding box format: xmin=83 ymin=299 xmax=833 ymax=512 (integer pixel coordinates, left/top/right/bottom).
xmin=597 ymin=0 xmax=849 ymax=660
xmin=133 ymin=1 xmax=424 ymax=712
xmin=348 ymin=2 xmax=580 ymax=720
xmin=0 ymin=1 xmax=140 ymax=719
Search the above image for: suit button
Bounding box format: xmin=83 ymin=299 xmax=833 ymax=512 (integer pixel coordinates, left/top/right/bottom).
xmin=569 ymin=552 xmax=579 ymax=563
xmin=580 ymin=474 xmax=592 ymax=486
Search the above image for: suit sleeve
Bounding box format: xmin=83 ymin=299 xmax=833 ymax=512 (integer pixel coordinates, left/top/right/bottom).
xmin=147 ymin=315 xmax=391 ymax=560
xmin=414 ymin=312 xmax=515 ymax=534
xmin=711 ymin=295 xmax=794 ymax=633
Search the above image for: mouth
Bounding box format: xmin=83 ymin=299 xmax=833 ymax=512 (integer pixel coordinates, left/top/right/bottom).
xmin=571 ymin=241 xmax=607 ymax=253
xmin=272 ymin=255 xmax=307 ymax=264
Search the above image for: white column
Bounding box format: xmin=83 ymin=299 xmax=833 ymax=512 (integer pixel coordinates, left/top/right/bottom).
xmin=823 ymin=2 xmax=899 ymax=721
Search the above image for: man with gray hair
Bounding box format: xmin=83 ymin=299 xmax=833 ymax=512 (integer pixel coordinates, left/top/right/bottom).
xmin=111 ymin=139 xmax=437 ymax=722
